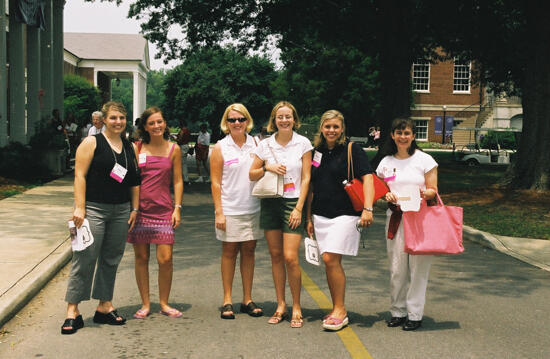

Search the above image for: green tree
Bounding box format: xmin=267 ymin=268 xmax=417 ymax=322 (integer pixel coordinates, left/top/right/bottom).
xmin=427 ymin=0 xmax=549 ymax=189
xmin=63 ymin=74 xmax=101 ymax=127
xmin=146 ymin=69 xmax=167 ymax=109
xmin=163 ymin=46 xmax=277 ymax=137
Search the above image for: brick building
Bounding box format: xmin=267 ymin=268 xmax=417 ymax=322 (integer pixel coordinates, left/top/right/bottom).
xmin=410 ymin=56 xmax=523 ymax=146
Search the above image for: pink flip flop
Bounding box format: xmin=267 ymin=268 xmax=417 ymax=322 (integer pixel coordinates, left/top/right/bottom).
xmin=322 ymin=316 xmax=349 ymax=331
xmin=160 ymin=308 xmax=183 ymax=318
xmin=133 ymin=309 xmax=150 ymax=319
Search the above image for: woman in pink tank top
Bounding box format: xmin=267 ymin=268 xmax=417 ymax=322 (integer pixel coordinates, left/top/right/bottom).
xmin=127 ymin=106 xmax=184 ymax=319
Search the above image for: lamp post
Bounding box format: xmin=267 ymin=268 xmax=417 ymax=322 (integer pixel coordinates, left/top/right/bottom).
xmin=441 ymin=105 xmax=447 ymax=144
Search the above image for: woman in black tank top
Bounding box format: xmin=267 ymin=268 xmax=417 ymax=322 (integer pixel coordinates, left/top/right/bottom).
xmin=61 ymin=101 xmax=140 ymax=335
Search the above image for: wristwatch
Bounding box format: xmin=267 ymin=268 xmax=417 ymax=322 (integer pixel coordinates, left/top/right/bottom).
xmin=131 ymin=208 xmax=139 ymax=212
xmin=363 ymin=207 xmax=373 ymax=212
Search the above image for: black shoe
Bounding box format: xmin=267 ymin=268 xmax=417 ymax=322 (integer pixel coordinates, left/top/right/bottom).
xmin=387 ymin=316 xmax=407 ymax=327
xmin=402 ymin=319 xmax=422 ymax=331
xmin=240 ymin=301 xmax=263 ymax=317
xmin=93 ymin=310 xmax=126 ymax=325
xmin=220 ymin=303 xmax=235 ymax=319
xmin=61 ymin=314 xmax=84 ymax=334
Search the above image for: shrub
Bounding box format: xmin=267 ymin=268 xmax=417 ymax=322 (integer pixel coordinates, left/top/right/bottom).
xmin=0 ymin=142 xmax=50 ymax=180
xmin=64 ymin=74 xmax=101 ymax=127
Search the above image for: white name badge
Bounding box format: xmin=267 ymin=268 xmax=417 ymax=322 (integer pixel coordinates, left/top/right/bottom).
xmin=312 ymin=151 xmax=322 ymax=167
xmin=138 ymin=153 xmax=147 ymax=167
xmin=397 ymin=185 xmax=421 ymax=212
xmin=110 ymin=163 xmax=128 ymax=183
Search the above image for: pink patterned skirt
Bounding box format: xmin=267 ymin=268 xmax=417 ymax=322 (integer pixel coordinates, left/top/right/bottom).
xmin=127 ymin=216 xmax=175 ymax=245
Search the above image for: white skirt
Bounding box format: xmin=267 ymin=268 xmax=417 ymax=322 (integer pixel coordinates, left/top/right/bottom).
xmin=313 ymin=214 xmax=361 ymax=256
xmin=215 ymin=211 xmax=263 ymax=242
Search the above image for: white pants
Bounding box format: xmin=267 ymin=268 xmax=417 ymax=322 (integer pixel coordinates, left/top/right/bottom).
xmin=385 ymin=209 xmax=433 ymax=321
xmin=180 ymin=144 xmax=189 ymax=181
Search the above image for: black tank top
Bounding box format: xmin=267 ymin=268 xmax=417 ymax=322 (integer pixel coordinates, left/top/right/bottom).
xmin=86 ymin=134 xmax=140 ymax=204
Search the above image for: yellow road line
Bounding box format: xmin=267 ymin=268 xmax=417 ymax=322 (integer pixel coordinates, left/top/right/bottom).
xmin=301 ymin=267 xmax=374 ymax=359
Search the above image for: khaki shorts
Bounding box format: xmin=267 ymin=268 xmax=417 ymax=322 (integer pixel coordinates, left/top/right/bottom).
xmin=260 ymin=197 xmax=304 ymax=235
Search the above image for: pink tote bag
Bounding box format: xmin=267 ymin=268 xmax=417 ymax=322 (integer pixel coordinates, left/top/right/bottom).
xmin=402 ymin=193 xmax=464 ymax=255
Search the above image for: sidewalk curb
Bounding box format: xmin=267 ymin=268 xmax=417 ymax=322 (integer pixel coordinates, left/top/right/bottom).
xmin=463 ymin=225 xmax=550 ymax=272
xmin=0 ymin=238 xmax=72 ymax=328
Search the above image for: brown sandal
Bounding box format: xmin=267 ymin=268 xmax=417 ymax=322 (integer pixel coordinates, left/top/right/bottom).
xmin=268 ymin=311 xmax=288 ymax=324
xmin=290 ymin=314 xmax=303 ymax=328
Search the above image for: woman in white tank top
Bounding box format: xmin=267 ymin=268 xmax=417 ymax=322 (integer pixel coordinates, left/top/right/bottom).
xmin=210 ymin=103 xmax=263 ymax=320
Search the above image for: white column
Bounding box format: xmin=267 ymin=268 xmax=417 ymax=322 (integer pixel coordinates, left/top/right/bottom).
xmin=9 ymin=0 xmax=27 ymax=143
xmin=140 ymin=72 xmax=147 ymax=115
xmin=52 ymin=0 xmax=64 ymax=117
xmin=27 ymin=26 xmax=42 ymax=139
xmin=0 ymin=0 xmax=8 ymax=146
xmin=40 ymin=0 xmax=54 ymax=119
xmin=94 ymin=70 xmax=98 ymax=87
xmin=133 ymin=71 xmax=140 ymax=121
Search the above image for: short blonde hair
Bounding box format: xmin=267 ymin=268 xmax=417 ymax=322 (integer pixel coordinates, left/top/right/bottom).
xmin=220 ymin=103 xmax=254 ymax=134
xmin=266 ymin=101 xmax=301 ymax=132
xmin=313 ymin=110 xmax=346 ymax=147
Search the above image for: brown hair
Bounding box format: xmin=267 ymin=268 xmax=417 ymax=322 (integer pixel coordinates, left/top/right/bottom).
xmin=266 ymin=101 xmax=300 ymax=132
xmin=138 ymin=106 xmax=170 ymax=143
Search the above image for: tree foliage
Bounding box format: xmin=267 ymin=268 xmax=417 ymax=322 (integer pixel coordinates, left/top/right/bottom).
xmin=162 ymin=46 xmax=276 ymax=137
xmin=63 ymin=74 xmax=101 ymax=127
xmin=111 ymin=78 xmax=134 ymax=122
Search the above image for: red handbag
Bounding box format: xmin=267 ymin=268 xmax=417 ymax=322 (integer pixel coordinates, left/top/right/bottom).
xmin=402 ymin=192 xmax=464 ymax=255
xmin=343 ymin=142 xmax=389 ymax=212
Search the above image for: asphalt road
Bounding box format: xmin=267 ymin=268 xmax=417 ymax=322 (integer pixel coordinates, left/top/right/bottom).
xmin=1 ymin=184 xmax=549 ymax=359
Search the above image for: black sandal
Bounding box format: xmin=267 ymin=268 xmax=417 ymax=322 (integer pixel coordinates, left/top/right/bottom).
xmin=220 ymin=304 xmax=235 ymax=319
xmin=93 ymin=310 xmax=126 ymax=325
xmin=240 ymin=301 xmax=263 ymax=317
xmin=61 ymin=314 xmax=84 ymax=335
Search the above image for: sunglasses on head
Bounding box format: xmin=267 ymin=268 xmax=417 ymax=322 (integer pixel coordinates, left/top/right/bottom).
xmin=227 ymin=117 xmax=247 ymax=123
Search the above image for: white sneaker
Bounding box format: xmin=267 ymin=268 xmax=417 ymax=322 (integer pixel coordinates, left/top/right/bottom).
xmin=204 ymin=177 xmax=211 ymax=183
xmin=194 ymin=176 xmax=204 ymax=183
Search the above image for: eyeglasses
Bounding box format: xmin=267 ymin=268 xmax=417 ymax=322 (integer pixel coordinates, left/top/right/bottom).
xmin=227 ymin=117 xmax=247 ymax=123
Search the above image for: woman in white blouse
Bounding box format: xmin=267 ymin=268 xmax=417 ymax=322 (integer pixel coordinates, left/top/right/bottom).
xmin=211 ymin=104 xmax=263 ymax=320
xmin=249 ymin=101 xmax=312 ymax=328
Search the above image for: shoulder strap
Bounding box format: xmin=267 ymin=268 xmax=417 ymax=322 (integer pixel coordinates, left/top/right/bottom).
xmin=347 ymin=142 xmax=354 ymax=181
xmin=168 ymin=142 xmax=176 ymax=156
xmin=267 ymin=142 xmax=279 ymax=163
xmin=135 ymin=141 xmax=142 ymax=153
xmin=252 ymin=135 xmax=258 ymax=146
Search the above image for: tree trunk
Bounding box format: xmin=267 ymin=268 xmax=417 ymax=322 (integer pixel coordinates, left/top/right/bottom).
xmin=505 ymin=2 xmax=550 ymax=190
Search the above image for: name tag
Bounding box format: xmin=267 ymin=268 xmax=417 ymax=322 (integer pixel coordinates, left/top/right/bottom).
xmin=312 ymin=151 xmax=322 ymax=167
xmin=138 ymin=153 xmax=147 ymax=167
xmin=284 ymin=175 xmax=295 ymax=193
xmin=224 ymin=158 xmax=239 ymax=166
xmin=110 ymin=163 xmax=128 ymax=183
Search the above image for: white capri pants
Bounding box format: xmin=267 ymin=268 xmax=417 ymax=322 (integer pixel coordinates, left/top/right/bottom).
xmin=385 ymin=209 xmax=433 ymax=321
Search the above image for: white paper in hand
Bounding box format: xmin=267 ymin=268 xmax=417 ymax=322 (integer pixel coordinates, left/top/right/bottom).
xmin=397 ymin=185 xmax=421 ymax=212
xmin=304 ymin=237 xmax=321 ymax=266
xmin=68 ymin=219 xmax=94 ymax=251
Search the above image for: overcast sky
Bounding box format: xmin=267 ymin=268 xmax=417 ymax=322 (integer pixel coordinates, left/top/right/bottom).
xmin=63 ymin=0 xmax=180 ymax=70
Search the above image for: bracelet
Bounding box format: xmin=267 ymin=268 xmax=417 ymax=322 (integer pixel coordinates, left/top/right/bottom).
xmin=305 ymin=219 xmax=312 ymax=223
xmin=131 ymin=208 xmax=139 ymax=212
xmin=363 ymin=207 xmax=373 ymax=212
xmin=175 ymin=204 xmax=182 ymax=208
xmin=294 ymin=207 xmax=302 ymax=212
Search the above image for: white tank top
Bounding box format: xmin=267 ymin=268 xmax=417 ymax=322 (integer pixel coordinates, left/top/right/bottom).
xmin=219 ymin=134 xmax=261 ymax=215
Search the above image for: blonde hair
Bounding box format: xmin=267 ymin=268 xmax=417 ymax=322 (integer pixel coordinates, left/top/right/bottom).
xmin=313 ymin=110 xmax=346 ymax=147
xmin=266 ymin=101 xmax=300 ymax=132
xmin=220 ymin=103 xmax=254 ymax=134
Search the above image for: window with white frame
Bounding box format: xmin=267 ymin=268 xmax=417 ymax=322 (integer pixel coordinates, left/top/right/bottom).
xmin=453 ymin=60 xmax=471 ymax=92
xmin=412 ymin=61 xmax=430 ymax=92
xmin=414 ymin=120 xmax=428 ymax=141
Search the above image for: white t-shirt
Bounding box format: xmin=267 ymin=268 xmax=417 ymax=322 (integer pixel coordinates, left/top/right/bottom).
xmin=376 ymin=150 xmax=438 ymax=202
xmin=197 ymin=131 xmax=210 ymax=146
xmin=88 ymin=125 xmax=105 ymax=136
xmin=254 ymin=131 xmax=313 ymax=199
xmin=219 ymin=134 xmax=260 ymax=215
